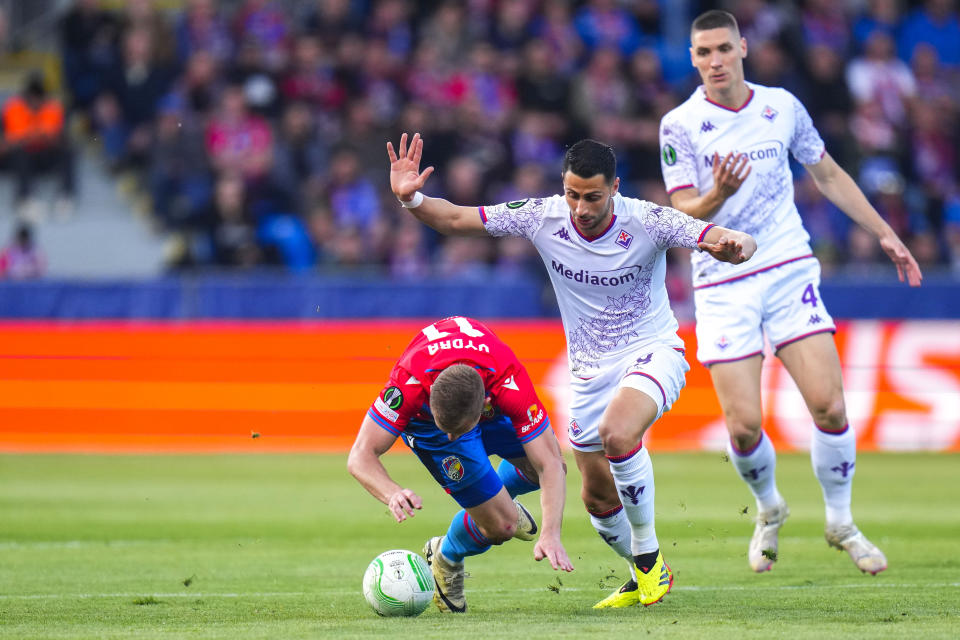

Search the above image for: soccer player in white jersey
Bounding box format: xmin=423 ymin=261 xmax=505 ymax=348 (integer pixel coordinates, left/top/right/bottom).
xmin=386 ymin=131 xmax=757 ymax=607
xmin=659 ymin=10 xmax=923 ymax=576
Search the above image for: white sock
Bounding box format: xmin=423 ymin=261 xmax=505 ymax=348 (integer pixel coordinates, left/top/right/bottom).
xmin=811 ymin=424 xmax=855 ymax=527
xmin=727 ymin=431 xmax=782 ymax=512
xmin=607 ymin=445 xmax=658 ymax=555
xmin=588 ymin=505 xmax=637 ymax=578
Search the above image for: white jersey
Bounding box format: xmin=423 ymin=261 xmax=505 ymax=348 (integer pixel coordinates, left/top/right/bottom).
xmin=659 ymin=82 xmax=825 ymax=288
xmin=480 ymin=193 xmax=711 ymax=377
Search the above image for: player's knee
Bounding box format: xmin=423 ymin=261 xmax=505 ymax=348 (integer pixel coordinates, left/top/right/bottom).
xmin=480 ymin=518 xmax=516 ymax=544
xmin=810 ymin=395 xmax=846 ymax=431
xmin=597 ymin=422 xmax=637 ymax=457
xmin=725 ymin=411 xmax=762 ymax=450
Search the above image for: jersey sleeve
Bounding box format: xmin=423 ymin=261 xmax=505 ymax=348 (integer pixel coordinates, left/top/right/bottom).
xmin=659 ymin=114 xmax=699 ymax=195
xmin=490 ymin=364 xmax=551 ymax=444
xmin=366 ymin=373 xmax=421 ymax=436
xmin=788 ymin=92 xmax=826 ymax=166
xmin=479 ymin=197 xmax=546 ymax=240
xmin=639 ymin=201 xmax=714 ymax=251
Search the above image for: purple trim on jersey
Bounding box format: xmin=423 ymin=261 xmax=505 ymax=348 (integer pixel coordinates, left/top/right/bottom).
xmin=478 ymin=206 xmax=488 ymax=224
xmin=730 ymin=430 xmax=765 ymax=456
xmin=518 ymin=417 xmax=551 ymax=444
xmin=693 ymin=255 xmax=815 ymax=290
xmin=569 ymin=438 xmax=602 ymax=450
xmin=625 ymin=371 xmax=666 ymax=406
xmin=367 ymin=408 xmax=402 ymax=436
xmin=464 ymin=511 xmax=491 ymax=546
xmin=571 ymin=213 xmax=617 ymax=242
xmin=704 ymin=88 xmax=754 ymax=112
xmin=697 ymin=223 xmax=716 ymax=244
xmin=816 ymin=422 xmax=849 ymax=435
xmin=674 ymin=347 xmax=686 ymax=356
xmin=667 ymin=183 xmax=695 ymax=195
xmin=589 ymin=504 xmax=624 ymax=519
xmin=702 ymin=350 xmax=763 ymax=367
xmin=774 ymin=327 xmax=836 ymax=352
xmin=606 ymin=441 xmax=644 ymax=463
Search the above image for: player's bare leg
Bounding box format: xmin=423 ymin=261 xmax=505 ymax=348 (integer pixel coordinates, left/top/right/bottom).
xmin=778 ymin=333 xmax=887 ymax=574
xmin=710 ymin=355 xmax=789 ymax=572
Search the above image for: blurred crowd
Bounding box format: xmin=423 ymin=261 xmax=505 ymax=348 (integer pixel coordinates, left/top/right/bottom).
xmin=2 ymin=0 xmax=959 ymax=284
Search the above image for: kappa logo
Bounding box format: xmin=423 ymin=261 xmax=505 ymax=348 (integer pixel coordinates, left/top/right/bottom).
xmin=620 ymin=485 xmax=645 ymax=505
xmin=808 ymin=314 xmax=824 ymax=325
xmin=700 ymin=121 xmax=716 ymax=132
xmin=635 ymin=353 xmax=652 ymax=366
xmin=615 ymin=230 xmax=633 ymax=249
xmin=441 ymin=455 xmax=465 ymax=482
xmin=553 ymin=227 xmax=573 ymax=243
xmin=383 ymin=386 xmax=403 ymax=410
xmin=761 ymin=105 xmax=778 ymax=121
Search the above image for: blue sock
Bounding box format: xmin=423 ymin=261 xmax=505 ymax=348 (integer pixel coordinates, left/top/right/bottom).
xmin=441 ymin=510 xmax=491 ymax=564
xmin=496 ymin=459 xmax=539 ymax=498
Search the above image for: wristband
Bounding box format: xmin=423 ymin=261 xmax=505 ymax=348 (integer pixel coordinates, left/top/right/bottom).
xmin=399 ymin=191 xmax=424 ymax=208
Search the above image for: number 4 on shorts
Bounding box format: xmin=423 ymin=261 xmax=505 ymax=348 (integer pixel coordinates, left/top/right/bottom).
xmin=801 ymin=283 xmax=818 ymax=307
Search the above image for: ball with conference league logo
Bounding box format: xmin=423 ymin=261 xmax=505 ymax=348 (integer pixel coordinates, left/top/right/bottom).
xmin=362 ymin=549 xmax=434 ymax=617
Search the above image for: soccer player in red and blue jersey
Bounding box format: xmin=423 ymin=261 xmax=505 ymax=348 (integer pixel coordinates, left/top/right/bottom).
xmin=348 ymin=316 xmax=572 ymax=613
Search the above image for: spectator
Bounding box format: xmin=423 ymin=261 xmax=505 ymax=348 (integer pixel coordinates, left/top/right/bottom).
xmin=232 ymin=0 xmax=290 ymax=73
xmin=205 ymin=79 xmax=273 ymax=183
xmin=1 ymin=72 xmax=76 ymax=220
xmin=202 ymin=172 xmax=263 ymax=268
xmin=174 ymin=0 xmax=234 ymax=65
xmin=852 ymin=0 xmax=901 ymax=52
xmin=269 ymin=101 xmax=328 ymax=214
xmin=899 ymin=0 xmax=960 ymax=69
xmin=574 ymin=0 xmax=646 ymax=57
xmin=0 ymin=223 xmax=45 ymax=279
xmin=326 ymin=146 xmax=382 ymax=232
xmin=59 ymin=0 xmax=120 ymax=119
xmin=530 ymin=0 xmax=584 ymax=74
xmin=846 ymin=29 xmax=916 ymax=130
xmin=95 ymin=26 xmax=175 ymax=171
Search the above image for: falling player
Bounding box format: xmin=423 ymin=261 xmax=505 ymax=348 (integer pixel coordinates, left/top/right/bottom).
xmin=348 ymin=315 xmax=572 ymax=613
xmin=386 ymin=131 xmax=756 ymax=607
xmin=658 ymin=9 xmax=922 ymax=575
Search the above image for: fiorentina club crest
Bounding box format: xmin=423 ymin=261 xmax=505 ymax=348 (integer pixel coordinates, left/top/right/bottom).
xmin=615 ymin=230 xmax=633 ymax=249
xmin=761 ymin=105 xmax=778 ymax=121
xmin=716 ymin=335 xmax=730 ymax=351
xmin=569 ymin=419 xmax=583 ymax=437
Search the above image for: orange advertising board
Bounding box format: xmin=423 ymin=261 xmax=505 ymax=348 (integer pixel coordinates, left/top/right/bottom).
xmin=0 ymin=320 xmax=957 ymax=452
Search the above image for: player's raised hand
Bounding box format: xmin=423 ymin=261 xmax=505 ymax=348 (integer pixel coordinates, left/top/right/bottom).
xmin=879 ymin=233 xmax=923 ymax=287
xmin=712 ymin=152 xmax=751 ymax=199
xmin=386 ymin=488 xmax=422 ymax=523
xmin=386 ymin=132 xmax=435 ymax=203
xmin=533 ymin=536 xmax=574 ymax=572
xmin=699 ymin=229 xmax=756 ymax=264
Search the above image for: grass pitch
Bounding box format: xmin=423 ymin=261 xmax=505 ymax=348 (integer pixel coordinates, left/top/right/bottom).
xmin=0 ymin=452 xmax=957 ymax=639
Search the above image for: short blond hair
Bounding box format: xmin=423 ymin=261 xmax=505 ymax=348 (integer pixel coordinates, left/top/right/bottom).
xmin=430 ymin=364 xmax=485 ymax=435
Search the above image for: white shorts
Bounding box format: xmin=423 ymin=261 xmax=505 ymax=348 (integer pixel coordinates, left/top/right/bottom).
xmin=694 ymin=257 xmax=836 ymax=365
xmin=567 ymin=345 xmax=690 ymax=453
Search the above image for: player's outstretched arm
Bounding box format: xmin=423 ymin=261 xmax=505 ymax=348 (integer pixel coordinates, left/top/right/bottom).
xmin=806 ymin=152 xmax=922 ymax=286
xmin=522 ymin=431 xmax=574 ymax=572
xmin=669 ymin=152 xmax=752 ymax=219
xmin=347 ymin=414 xmax=423 ymax=523
xmin=698 ymin=225 xmax=757 ymax=264
xmin=387 ymin=132 xmax=488 ymax=237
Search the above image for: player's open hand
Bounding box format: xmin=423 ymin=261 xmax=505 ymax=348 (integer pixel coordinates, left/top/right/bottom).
xmin=534 ymin=536 xmax=574 ymax=572
xmin=712 ymin=152 xmax=751 ymax=199
xmin=879 ymin=233 xmax=923 ymax=287
xmin=387 ymin=132 xmax=434 ymax=203
xmin=698 ymin=229 xmax=756 ymax=264
xmin=387 ymin=488 xmax=422 ymax=523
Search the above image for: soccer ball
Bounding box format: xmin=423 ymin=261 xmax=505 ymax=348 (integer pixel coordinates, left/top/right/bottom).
xmin=362 ymin=549 xmax=434 ymax=617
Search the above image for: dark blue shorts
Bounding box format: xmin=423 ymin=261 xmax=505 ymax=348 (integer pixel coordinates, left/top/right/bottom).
xmin=401 ymin=415 xmax=526 ymax=509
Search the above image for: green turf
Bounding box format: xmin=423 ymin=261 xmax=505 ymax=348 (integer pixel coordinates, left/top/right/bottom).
xmin=0 ymin=452 xmax=957 ymax=639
